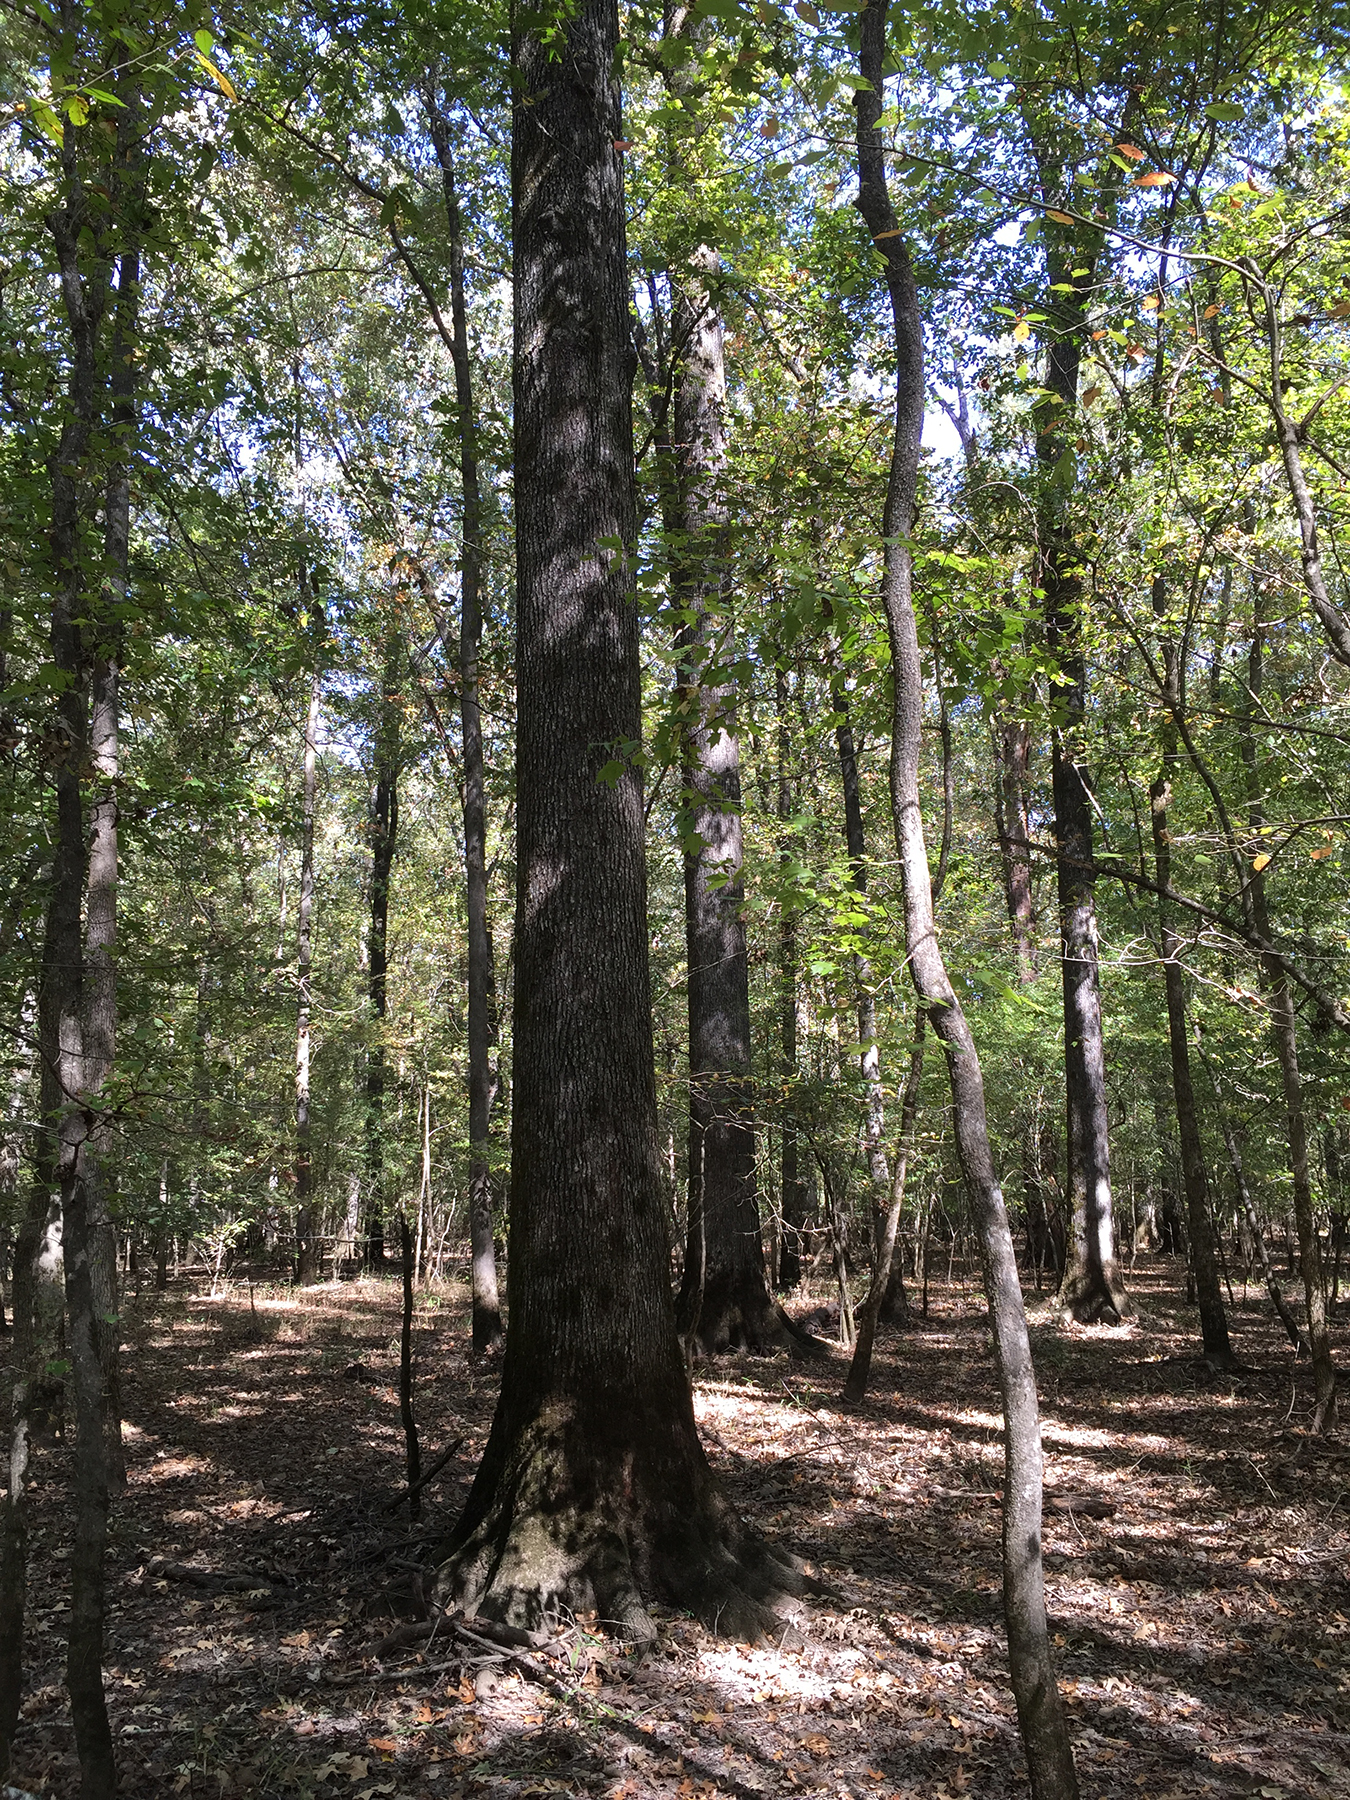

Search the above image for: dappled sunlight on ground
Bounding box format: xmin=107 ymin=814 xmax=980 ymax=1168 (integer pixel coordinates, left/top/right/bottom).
xmin=0 ymin=1256 xmax=1347 ymax=1797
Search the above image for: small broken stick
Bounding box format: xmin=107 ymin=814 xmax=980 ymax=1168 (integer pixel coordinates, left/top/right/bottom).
xmin=929 ymin=1486 xmax=1115 ymax=1518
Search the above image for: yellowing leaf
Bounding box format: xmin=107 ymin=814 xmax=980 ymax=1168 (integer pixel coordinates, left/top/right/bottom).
xmin=194 ymin=49 xmax=237 ymax=99
xmin=1141 ymin=294 xmax=1161 ymax=310
xmin=1045 ymin=209 xmax=1074 ymax=224
xmin=1012 ymin=319 xmax=1030 ymax=342
xmin=1310 ymin=846 xmax=1334 ymax=861
xmin=1116 ymin=141 xmax=1146 ymax=160
xmin=1135 ymin=170 xmax=1176 ymax=186
xmin=873 ymin=227 xmax=902 ymax=240
xmin=1252 ymin=854 xmax=1272 ymax=872
xmin=65 ymin=93 xmax=89 ymax=126
xmin=29 ymin=98 xmax=65 ymax=144
xmin=1203 ymin=303 xmax=1222 ymax=317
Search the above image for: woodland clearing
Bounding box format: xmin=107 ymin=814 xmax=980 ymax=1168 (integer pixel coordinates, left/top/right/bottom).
xmin=2 ymin=1259 xmax=1347 ymax=1800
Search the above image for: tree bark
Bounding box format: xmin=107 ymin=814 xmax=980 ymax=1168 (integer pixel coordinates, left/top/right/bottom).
xmin=855 ymin=8 xmax=1078 ymax=1793
xmin=425 ymin=90 xmax=503 ymax=1351
xmin=667 ymin=253 xmax=788 ymax=1355
xmin=994 ymin=714 xmax=1037 ymax=981
xmin=294 ymin=657 xmax=321 ymax=1284
xmin=364 ymin=636 xmax=399 ymax=1270
xmin=775 ymin=664 xmax=807 ymax=1289
xmin=1241 ymin=606 xmax=1336 ymax=1428
xmin=1148 ymin=580 xmax=1233 ymax=1369
xmin=432 ymin=0 xmax=805 ymax=1642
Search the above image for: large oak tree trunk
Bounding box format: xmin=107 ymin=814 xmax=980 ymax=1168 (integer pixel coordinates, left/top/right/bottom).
xmin=855 ymin=8 xmax=1078 ymax=1793
xmin=433 ymin=0 xmax=803 ymax=1642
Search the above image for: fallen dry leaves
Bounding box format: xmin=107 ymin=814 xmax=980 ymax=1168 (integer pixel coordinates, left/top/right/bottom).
xmin=1 ymin=1256 xmax=1348 ymax=1799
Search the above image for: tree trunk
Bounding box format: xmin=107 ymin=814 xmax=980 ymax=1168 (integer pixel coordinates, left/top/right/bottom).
xmin=666 ymin=252 xmax=787 ymax=1355
xmin=294 ymin=659 xmax=321 ymax=1285
xmin=775 ymin=665 xmax=807 ymax=1290
xmin=1148 ymin=583 xmax=1233 ymax=1369
xmin=994 ymin=714 xmax=1037 ymax=981
xmin=364 ymin=636 xmax=399 ymax=1270
xmin=1194 ymin=1032 xmax=1306 ymax=1354
xmin=845 ymin=1019 xmax=925 ymax=1404
xmin=432 ymin=0 xmax=804 ymax=1642
xmin=425 ymin=89 xmax=504 ymax=1352
xmin=1019 ymin=110 xmax=1126 ymax=1330
xmin=46 ymin=90 xmax=125 ymax=1792
xmin=1241 ymin=608 xmax=1336 ymax=1428
xmin=854 ymin=9 xmax=1078 ymax=1793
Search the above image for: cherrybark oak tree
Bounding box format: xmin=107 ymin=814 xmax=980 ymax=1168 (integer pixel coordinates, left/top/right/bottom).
xmin=432 ymin=0 xmax=805 ymax=1639
xmin=855 ymin=4 xmax=1078 ymax=1791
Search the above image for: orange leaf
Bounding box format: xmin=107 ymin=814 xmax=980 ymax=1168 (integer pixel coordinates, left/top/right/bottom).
xmin=1116 ymin=141 xmax=1146 ymax=159
xmin=1252 ymin=853 xmax=1272 ymax=872
xmin=1204 ymin=303 xmax=1221 ymax=317
xmin=1310 ymin=845 xmax=1334 ymax=861
xmin=1135 ymin=170 xmax=1176 ymax=186
xmin=1046 ymin=209 xmax=1074 ymax=224
xmin=368 ymin=1737 xmax=399 ymax=1753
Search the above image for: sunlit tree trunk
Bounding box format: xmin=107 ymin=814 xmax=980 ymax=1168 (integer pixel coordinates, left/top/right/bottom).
xmin=856 ymin=9 xmax=1077 ymax=1791
xmin=433 ymin=0 xmax=805 ymax=1637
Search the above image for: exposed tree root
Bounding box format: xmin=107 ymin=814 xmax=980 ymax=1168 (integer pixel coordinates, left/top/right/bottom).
xmin=433 ymin=1403 xmax=812 ymax=1645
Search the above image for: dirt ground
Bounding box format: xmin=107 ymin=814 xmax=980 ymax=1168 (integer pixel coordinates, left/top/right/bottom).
xmin=2 ymin=1254 xmax=1349 ymax=1800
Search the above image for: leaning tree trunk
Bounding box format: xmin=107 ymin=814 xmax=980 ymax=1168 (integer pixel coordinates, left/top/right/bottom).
xmin=1149 ymin=584 xmax=1233 ymax=1369
xmin=425 ymin=88 xmax=503 ymax=1351
xmin=854 ymin=7 xmax=1078 ymax=1793
xmin=432 ymin=0 xmax=805 ymax=1642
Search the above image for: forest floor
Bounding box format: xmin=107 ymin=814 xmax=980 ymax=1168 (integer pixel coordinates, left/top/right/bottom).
xmin=3 ymin=1254 xmax=1350 ymax=1800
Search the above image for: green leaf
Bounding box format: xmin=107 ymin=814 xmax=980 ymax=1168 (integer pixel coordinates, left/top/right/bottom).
xmin=65 ymin=93 xmax=89 ymax=126
xmin=193 ymin=28 xmax=215 ymax=53
xmin=1204 ymin=101 xmax=1244 ymax=121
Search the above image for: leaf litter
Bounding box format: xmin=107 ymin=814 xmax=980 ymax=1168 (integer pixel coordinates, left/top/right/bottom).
xmin=1 ymin=1256 xmax=1348 ymax=1799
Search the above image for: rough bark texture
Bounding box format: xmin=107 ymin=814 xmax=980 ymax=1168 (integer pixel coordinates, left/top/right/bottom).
xmin=856 ymin=9 xmax=1078 ymax=1793
xmin=426 ymin=91 xmax=503 ymax=1352
xmin=1148 ymin=584 xmax=1233 ymax=1369
xmin=433 ymin=0 xmax=804 ymax=1642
